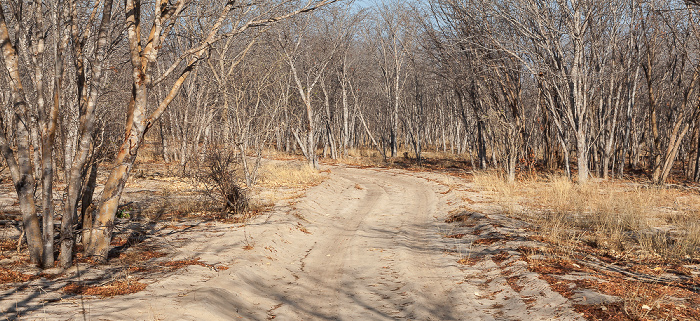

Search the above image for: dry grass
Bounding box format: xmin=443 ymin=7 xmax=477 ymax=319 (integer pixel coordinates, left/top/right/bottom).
xmin=160 ymin=258 xmax=207 ymax=269
xmin=445 ymin=233 xmax=467 ymax=239
xmin=257 ymin=161 xmax=324 ymax=188
xmin=480 ymin=183 xmax=699 ymax=319
xmin=472 ymin=171 xmax=700 ymax=262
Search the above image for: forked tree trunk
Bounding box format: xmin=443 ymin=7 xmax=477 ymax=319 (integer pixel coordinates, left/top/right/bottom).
xmin=85 ymin=0 xmax=268 ymax=259
xmin=85 ymin=119 xmax=144 ymax=259
xmin=653 ymin=118 xmax=690 ymax=185
xmin=60 ymin=0 xmax=114 ymax=267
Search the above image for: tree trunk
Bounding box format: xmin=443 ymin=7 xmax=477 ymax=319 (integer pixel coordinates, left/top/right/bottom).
xmin=322 ymin=83 xmax=337 ymax=160
xmin=506 ymin=126 xmax=517 ymax=183
xmin=80 ymin=162 xmax=98 ymax=245
xmin=0 ymin=5 xmax=43 ymax=264
xmin=655 ymin=119 xmax=690 ymax=185
xmin=11 ymin=123 xmax=43 ymax=264
xmin=575 ymin=131 xmax=589 ymax=183
xmin=476 ymin=119 xmax=487 ymax=169
xmin=86 ymin=135 xmax=142 ymax=259
xmin=60 ymin=0 xmax=115 ymax=267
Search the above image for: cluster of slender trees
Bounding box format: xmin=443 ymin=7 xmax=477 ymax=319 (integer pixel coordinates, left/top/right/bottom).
xmin=0 ymin=0 xmax=335 ymax=269
xmin=3 ymin=0 xmax=700 ymax=269
xmin=165 ymin=0 xmax=700 ymax=185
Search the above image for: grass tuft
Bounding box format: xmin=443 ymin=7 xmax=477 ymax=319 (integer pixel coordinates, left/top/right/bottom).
xmin=257 ymin=162 xmax=324 ymax=188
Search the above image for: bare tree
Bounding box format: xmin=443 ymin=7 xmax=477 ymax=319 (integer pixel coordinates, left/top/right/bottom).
xmin=639 ymin=1 xmax=700 ymax=184
xmin=84 ymin=0 xmax=336 ymax=261
xmin=370 ymin=1 xmax=411 ymax=158
xmin=279 ymin=11 xmax=345 ymax=168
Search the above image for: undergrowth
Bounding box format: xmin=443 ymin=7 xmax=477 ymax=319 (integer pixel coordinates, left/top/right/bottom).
xmin=472 ymin=171 xmax=700 ymax=263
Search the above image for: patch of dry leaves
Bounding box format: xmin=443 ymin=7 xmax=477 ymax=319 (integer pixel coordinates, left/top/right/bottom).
xmin=520 ymin=242 xmax=700 ymax=320
xmin=62 ymin=279 xmax=147 ymax=298
xmin=0 ymin=267 xmax=36 ymax=284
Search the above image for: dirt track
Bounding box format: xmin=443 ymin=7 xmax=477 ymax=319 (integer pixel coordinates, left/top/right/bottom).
xmin=14 ymin=166 xmax=584 ymax=320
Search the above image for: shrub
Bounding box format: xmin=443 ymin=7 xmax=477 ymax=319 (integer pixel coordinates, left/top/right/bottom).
xmin=196 ymin=149 xmax=248 ymax=215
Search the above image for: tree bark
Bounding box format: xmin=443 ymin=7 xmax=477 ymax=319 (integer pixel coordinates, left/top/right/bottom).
xmin=60 ymin=0 xmax=115 ymax=268
xmin=0 ymin=4 xmax=43 ymax=264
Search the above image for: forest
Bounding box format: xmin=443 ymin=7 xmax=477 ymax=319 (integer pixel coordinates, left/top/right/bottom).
xmin=1 ymin=0 xmax=700 ymax=272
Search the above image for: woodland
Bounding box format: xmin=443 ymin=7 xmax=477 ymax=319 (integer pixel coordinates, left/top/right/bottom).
xmin=1 ymin=0 xmax=700 ymax=273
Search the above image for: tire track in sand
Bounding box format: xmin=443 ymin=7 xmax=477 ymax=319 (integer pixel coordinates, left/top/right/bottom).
xmin=274 ymin=167 xmax=492 ymax=320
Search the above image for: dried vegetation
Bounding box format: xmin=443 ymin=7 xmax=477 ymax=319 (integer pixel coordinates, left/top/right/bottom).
xmin=473 ymin=171 xmax=700 ymax=262
xmin=471 ymin=171 xmax=700 ymax=320
xmin=62 ymin=279 xmax=147 ymax=298
xmin=0 ymin=158 xmax=323 ymax=303
xmin=257 ymin=161 xmax=324 ymax=188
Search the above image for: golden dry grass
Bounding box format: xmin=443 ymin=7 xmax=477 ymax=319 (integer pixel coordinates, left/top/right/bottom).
xmin=256 ymin=161 xmax=325 ymax=188
xmin=472 ymin=171 xmax=700 ymax=262
xmin=474 ymin=174 xmax=700 ymax=319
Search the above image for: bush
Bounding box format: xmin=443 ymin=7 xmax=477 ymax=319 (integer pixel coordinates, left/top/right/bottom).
xmin=197 ymin=149 xmax=248 ymax=215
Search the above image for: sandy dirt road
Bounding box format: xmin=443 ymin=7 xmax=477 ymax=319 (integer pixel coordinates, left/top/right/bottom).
xmin=16 ymin=166 xmax=583 ymax=320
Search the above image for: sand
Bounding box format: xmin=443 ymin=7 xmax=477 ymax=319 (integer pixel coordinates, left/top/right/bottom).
xmin=5 ymin=165 xmax=583 ymax=320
